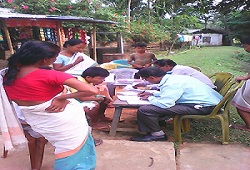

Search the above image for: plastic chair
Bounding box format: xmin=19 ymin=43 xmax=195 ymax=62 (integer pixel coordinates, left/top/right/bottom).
xmin=190 ymin=66 xmax=202 ymax=72
xmin=173 ymin=80 xmax=244 ymax=144
xmin=110 ymin=68 xmax=139 ymax=80
xmin=209 ymin=72 xmax=234 ymax=92
xmin=219 ymin=80 xmax=236 ymax=96
xmin=111 ymin=59 xmax=132 ymax=68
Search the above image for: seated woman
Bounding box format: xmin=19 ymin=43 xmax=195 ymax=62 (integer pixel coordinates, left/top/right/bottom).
xmin=3 ymin=41 xmax=99 ymax=170
xmin=53 ymin=39 xmax=86 ymax=72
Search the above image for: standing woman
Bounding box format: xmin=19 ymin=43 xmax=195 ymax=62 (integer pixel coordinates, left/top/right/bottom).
xmin=231 ymin=37 xmax=250 ymax=132
xmin=3 ymin=41 xmax=99 ymax=169
xmin=53 ymin=39 xmax=86 ymax=71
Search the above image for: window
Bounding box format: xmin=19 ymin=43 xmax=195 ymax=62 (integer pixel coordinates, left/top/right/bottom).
xmin=203 ymin=37 xmax=211 ymax=43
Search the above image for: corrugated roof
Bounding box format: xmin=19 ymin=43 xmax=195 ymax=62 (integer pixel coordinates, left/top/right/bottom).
xmin=192 ymin=28 xmax=227 ymax=34
xmin=0 ymin=12 xmax=116 ymax=24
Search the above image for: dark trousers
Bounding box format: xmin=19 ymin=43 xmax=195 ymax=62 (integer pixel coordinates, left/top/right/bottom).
xmin=137 ymin=104 xmax=215 ymax=132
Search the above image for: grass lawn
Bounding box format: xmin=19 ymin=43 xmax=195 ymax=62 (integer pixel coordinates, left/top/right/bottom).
xmin=156 ymin=46 xmax=250 ymax=146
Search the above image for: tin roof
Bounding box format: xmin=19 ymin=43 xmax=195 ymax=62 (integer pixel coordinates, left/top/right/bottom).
xmin=192 ymin=28 xmax=227 ymax=34
xmin=0 ymin=12 xmax=116 ymax=25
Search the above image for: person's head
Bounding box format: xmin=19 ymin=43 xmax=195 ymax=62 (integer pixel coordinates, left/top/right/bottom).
xmin=63 ymin=39 xmax=86 ymax=54
xmin=81 ymin=67 xmax=110 ymax=85
xmin=137 ymin=67 xmax=166 ymax=84
xmin=154 ymin=59 xmax=177 ymax=72
xmin=4 ymin=40 xmax=60 ymax=85
xmin=241 ymin=37 xmax=250 ymax=53
xmin=133 ymin=42 xmax=147 ymax=53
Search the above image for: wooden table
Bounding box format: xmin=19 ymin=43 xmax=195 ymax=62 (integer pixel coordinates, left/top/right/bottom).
xmin=109 ymin=99 xmax=147 ymax=136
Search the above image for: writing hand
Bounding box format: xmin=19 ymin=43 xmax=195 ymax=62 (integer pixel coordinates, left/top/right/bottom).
xmin=140 ymin=95 xmax=149 ymax=100
xmin=138 ymin=91 xmax=152 ymax=97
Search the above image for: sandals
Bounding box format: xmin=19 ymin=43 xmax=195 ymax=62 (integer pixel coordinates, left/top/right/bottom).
xmin=94 ymin=138 xmax=103 ymax=146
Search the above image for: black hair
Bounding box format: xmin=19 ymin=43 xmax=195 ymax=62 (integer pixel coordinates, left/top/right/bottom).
xmin=154 ymin=59 xmax=177 ymax=67
xmin=81 ymin=67 xmax=109 ymax=78
xmin=4 ymin=41 xmax=60 ymax=85
xmin=63 ymin=39 xmax=84 ymax=48
xmin=138 ymin=67 xmax=166 ymax=78
xmin=241 ymin=37 xmax=250 ymax=45
xmin=132 ymin=42 xmax=147 ymax=47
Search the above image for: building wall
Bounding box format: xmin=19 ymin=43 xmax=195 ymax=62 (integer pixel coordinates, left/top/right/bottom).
xmin=193 ymin=33 xmax=223 ymax=46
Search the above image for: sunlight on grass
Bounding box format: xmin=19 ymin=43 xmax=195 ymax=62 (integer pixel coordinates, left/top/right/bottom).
xmin=156 ymin=46 xmax=250 ymax=76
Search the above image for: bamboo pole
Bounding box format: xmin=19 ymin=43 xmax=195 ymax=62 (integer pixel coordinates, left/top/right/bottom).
xmin=56 ymin=21 xmax=63 ymax=48
xmin=1 ymin=19 xmax=14 ymax=57
xmin=92 ymin=24 xmax=97 ymax=61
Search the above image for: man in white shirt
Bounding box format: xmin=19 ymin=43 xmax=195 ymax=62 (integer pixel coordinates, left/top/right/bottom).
xmin=154 ymin=59 xmax=216 ymax=89
xmin=130 ymin=67 xmax=222 ymax=142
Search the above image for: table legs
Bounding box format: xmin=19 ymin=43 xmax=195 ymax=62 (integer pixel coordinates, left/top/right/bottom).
xmin=107 ymin=82 xmax=115 ymax=98
xmin=109 ymin=107 xmax=122 ymax=136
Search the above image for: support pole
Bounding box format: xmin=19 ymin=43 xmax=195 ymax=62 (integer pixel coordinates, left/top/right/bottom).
xmin=56 ymin=21 xmax=63 ymax=48
xmin=1 ymin=19 xmax=14 ymax=58
xmin=92 ymin=24 xmax=97 ymax=61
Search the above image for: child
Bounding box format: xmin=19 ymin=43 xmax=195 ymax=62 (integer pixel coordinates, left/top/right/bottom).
xmin=128 ymin=43 xmax=157 ymax=69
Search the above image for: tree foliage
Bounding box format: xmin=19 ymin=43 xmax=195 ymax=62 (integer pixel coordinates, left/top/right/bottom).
xmin=226 ymin=10 xmax=250 ymax=40
xmin=0 ymin=0 xmax=249 ymax=46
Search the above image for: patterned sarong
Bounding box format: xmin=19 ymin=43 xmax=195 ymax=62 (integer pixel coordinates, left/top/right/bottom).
xmin=0 ymin=69 xmax=27 ymax=151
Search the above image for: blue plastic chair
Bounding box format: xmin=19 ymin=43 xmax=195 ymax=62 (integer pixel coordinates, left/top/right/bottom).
xmin=110 ymin=59 xmax=131 ymax=68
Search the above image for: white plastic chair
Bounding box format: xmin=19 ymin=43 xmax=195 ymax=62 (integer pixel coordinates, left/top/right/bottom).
xmin=110 ymin=68 xmax=138 ymax=80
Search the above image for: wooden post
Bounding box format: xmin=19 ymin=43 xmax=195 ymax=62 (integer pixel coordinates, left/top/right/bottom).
xmin=56 ymin=21 xmax=63 ymax=48
xmin=92 ymin=24 xmax=97 ymax=61
xmin=117 ymin=32 xmax=123 ymax=53
xmin=1 ymin=19 xmax=14 ymax=57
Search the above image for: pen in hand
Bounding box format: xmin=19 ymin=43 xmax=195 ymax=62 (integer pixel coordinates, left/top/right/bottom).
xmin=138 ymin=90 xmax=146 ymax=97
xmin=139 ymin=90 xmax=145 ymax=94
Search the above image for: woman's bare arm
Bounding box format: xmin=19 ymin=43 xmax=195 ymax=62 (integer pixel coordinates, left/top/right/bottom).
xmin=45 ymin=78 xmax=99 ymax=112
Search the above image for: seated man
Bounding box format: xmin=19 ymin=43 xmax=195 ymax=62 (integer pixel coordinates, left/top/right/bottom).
xmin=154 ymin=59 xmax=216 ymax=89
xmin=130 ymin=67 xmax=222 ymax=142
xmin=70 ymin=67 xmax=113 ymax=126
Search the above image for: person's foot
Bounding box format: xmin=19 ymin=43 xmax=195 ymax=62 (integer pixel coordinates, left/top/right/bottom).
xmin=98 ymin=117 xmax=113 ymax=122
xmin=94 ymin=138 xmax=103 ymax=146
xmin=91 ymin=122 xmax=109 ymax=130
xmin=130 ymin=134 xmax=167 ymax=142
xmin=230 ymin=124 xmax=250 ymax=132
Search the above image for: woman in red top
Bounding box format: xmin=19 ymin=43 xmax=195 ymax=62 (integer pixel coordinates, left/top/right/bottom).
xmin=3 ymin=41 xmax=99 ymax=170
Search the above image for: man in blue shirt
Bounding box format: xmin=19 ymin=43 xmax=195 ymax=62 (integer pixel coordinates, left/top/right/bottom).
xmin=130 ymin=67 xmax=222 ymax=142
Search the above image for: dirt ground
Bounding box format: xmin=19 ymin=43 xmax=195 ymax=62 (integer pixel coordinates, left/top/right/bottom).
xmin=92 ymin=99 xmax=175 ymax=142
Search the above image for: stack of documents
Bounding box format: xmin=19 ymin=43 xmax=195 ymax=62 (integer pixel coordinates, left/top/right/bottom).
xmin=116 ymin=91 xmax=151 ymax=105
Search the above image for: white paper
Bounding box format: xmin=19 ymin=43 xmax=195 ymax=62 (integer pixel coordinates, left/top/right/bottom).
xmin=116 ymin=95 xmax=150 ymax=105
xmin=116 ymin=91 xmax=140 ymax=96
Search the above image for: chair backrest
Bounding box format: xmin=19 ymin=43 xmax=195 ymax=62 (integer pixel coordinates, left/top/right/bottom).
xmin=190 ymin=66 xmax=202 ymax=72
xmin=110 ymin=68 xmax=138 ymax=79
xmin=209 ymin=72 xmax=234 ymax=92
xmin=218 ymin=80 xmax=236 ymax=96
xmin=209 ymin=80 xmax=244 ymax=117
